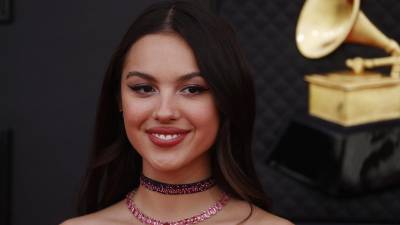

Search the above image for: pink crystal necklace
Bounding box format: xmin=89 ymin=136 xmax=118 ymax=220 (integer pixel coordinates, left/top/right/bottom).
xmin=126 ymin=190 xmax=230 ymax=225
xmin=140 ymin=174 xmax=215 ymax=195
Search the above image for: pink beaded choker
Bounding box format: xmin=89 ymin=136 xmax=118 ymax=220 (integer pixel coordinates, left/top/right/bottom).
xmin=140 ymin=174 xmax=215 ymax=195
xmin=126 ymin=190 xmax=230 ymax=225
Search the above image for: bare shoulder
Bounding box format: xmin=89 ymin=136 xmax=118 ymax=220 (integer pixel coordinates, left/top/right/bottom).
xmin=59 ymin=200 xmax=130 ymax=225
xmin=224 ymin=198 xmax=293 ymax=225
xmin=248 ymin=205 xmax=294 ymax=225
xmin=60 ymin=215 xmax=95 ymax=225
xmin=60 ymin=212 xmax=112 ymax=225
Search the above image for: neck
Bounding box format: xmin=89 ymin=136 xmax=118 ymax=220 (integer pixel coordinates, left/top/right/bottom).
xmin=132 ymin=158 xmax=222 ymax=220
xmin=141 ymin=153 xmax=212 ymax=184
xmin=133 ymin=184 xmax=223 ymax=220
xmin=140 ymin=174 xmax=215 ymax=195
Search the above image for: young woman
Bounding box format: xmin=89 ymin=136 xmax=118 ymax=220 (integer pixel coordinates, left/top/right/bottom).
xmin=62 ymin=1 xmax=293 ymax=224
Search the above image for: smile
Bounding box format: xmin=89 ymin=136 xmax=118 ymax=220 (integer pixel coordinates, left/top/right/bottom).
xmin=153 ymin=133 xmax=180 ymax=140
xmin=146 ymin=127 xmax=190 ymax=148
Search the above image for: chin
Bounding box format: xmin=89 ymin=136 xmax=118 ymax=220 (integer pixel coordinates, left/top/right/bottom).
xmin=147 ymin=157 xmax=186 ymax=172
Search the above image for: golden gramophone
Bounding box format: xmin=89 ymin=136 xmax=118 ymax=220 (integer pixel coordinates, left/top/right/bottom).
xmin=296 ymin=0 xmax=400 ymax=126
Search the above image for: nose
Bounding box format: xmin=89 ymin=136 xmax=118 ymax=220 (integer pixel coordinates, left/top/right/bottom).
xmin=152 ymin=92 xmax=180 ymax=122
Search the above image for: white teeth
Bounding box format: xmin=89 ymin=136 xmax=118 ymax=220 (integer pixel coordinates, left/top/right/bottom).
xmin=153 ymin=133 xmax=180 ymax=140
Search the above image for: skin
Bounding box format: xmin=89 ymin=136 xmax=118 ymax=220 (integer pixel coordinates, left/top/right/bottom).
xmin=120 ymin=32 xmax=219 ymax=184
xmin=61 ymin=32 xmax=294 ymax=225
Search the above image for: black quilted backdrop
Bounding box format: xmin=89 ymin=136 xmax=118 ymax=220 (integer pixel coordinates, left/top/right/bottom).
xmin=219 ymin=0 xmax=400 ymax=223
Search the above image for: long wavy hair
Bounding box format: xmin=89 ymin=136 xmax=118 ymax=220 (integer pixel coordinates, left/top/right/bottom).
xmin=78 ymin=0 xmax=269 ymax=216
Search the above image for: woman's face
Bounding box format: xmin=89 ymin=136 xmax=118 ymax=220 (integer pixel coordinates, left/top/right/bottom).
xmin=120 ymin=33 xmax=219 ymax=177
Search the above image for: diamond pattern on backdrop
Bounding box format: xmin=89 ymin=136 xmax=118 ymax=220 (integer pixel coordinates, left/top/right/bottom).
xmin=220 ymin=0 xmax=400 ymax=223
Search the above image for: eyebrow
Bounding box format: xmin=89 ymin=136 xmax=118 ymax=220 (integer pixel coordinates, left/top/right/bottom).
xmin=126 ymin=71 xmax=202 ymax=82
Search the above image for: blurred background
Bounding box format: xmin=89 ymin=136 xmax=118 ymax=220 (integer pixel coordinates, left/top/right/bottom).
xmin=1 ymin=0 xmax=399 ymax=225
xmin=1 ymin=1 xmax=163 ymax=224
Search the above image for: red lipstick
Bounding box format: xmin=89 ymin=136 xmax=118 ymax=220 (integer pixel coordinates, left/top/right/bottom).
xmin=146 ymin=127 xmax=190 ymax=148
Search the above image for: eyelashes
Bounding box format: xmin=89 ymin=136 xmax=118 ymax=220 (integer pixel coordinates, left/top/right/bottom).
xmin=128 ymin=84 xmax=209 ymax=96
xmin=129 ymin=84 xmax=156 ymax=95
xmin=181 ymin=85 xmax=209 ymax=95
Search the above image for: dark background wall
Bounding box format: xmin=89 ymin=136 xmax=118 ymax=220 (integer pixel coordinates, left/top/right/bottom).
xmin=0 ymin=1 xmax=162 ymax=224
xmin=219 ymin=0 xmax=400 ymax=224
xmin=2 ymin=0 xmax=400 ymax=225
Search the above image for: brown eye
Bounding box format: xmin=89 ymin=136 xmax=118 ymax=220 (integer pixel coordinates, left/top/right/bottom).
xmin=129 ymin=84 xmax=157 ymax=95
xmin=181 ymin=85 xmax=209 ymax=95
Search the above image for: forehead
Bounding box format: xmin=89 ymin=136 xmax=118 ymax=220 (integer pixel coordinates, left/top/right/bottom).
xmin=122 ymin=32 xmax=199 ymax=79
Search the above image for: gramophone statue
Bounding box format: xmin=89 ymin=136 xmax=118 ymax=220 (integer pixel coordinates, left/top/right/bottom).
xmin=296 ymin=0 xmax=400 ymax=126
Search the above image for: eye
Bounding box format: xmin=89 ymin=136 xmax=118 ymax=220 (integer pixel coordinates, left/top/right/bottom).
xmin=129 ymin=84 xmax=157 ymax=96
xmin=180 ymin=85 xmax=209 ymax=95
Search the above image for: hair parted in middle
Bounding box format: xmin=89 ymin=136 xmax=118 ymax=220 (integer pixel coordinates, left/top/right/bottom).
xmin=78 ymin=0 xmax=269 ymax=215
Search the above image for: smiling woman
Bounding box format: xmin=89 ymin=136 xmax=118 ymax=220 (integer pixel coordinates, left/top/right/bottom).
xmin=61 ymin=0 xmax=293 ymax=224
xmin=121 ymin=33 xmax=219 ymax=177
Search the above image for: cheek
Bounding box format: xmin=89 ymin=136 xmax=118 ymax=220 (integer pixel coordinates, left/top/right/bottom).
xmin=183 ymin=99 xmax=219 ymax=138
xmin=121 ymin=96 xmax=155 ymax=152
xmin=121 ymin=94 xmax=154 ymax=130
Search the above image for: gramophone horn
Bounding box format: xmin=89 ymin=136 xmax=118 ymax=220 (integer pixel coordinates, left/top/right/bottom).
xmin=296 ymin=0 xmax=399 ymax=59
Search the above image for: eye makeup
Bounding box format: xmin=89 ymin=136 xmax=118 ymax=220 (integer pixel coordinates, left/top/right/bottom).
xmin=180 ymin=85 xmax=209 ymax=95
xmin=124 ymin=70 xmax=210 ymax=97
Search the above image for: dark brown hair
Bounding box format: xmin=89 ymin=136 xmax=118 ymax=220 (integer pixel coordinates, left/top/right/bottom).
xmin=78 ymin=0 xmax=269 ymax=216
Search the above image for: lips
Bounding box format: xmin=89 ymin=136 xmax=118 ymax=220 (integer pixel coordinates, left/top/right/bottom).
xmin=146 ymin=127 xmax=190 ymax=148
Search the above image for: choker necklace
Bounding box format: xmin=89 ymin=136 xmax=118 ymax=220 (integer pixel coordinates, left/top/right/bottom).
xmin=126 ymin=190 xmax=230 ymax=225
xmin=140 ymin=174 xmax=215 ymax=195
